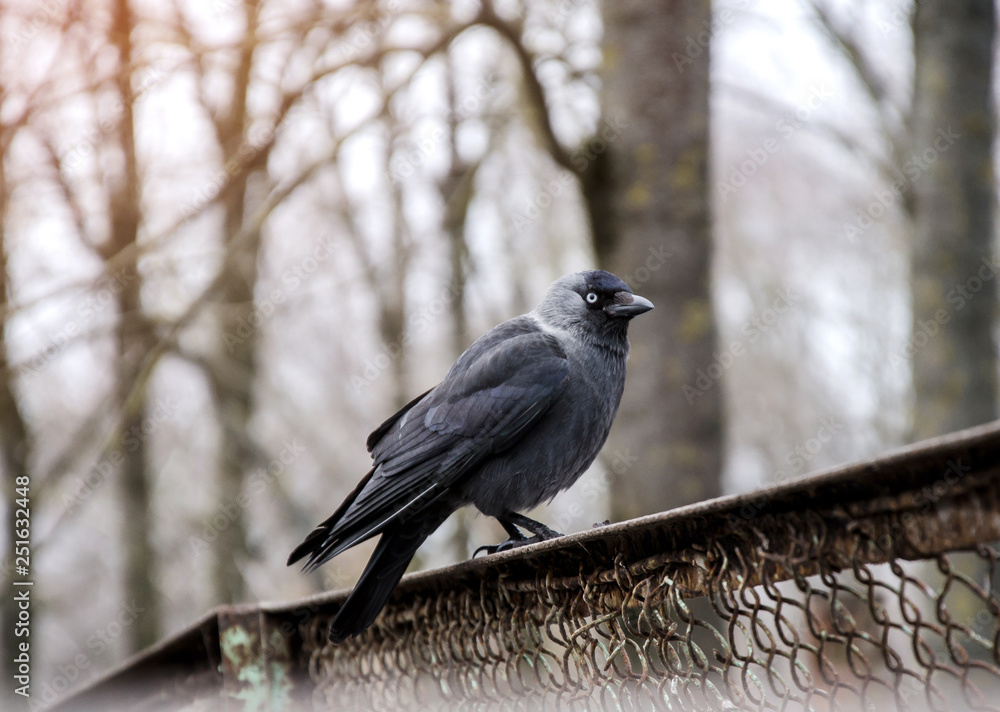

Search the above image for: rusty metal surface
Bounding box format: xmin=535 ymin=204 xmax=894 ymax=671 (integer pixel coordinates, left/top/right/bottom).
xmin=48 ymin=420 xmax=1000 ymax=711
xmin=45 ymin=610 xmax=222 ymax=711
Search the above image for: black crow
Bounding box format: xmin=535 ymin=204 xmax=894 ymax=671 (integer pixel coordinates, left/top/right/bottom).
xmin=288 ymin=269 xmax=653 ymax=642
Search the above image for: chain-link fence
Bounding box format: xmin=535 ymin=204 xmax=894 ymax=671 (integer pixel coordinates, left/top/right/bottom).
xmin=52 ymin=422 xmax=1000 ymax=711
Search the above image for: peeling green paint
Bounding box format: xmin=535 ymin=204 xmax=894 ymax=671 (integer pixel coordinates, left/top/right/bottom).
xmin=266 ymin=628 xmax=294 ymax=709
xmin=221 ymin=623 xmax=269 ymax=712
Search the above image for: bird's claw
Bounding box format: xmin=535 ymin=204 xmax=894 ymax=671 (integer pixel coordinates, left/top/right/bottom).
xmin=473 ymin=531 xmax=563 ymax=558
xmin=531 ymin=525 xmax=562 ymax=540
xmin=473 ymin=538 xmax=519 ymax=557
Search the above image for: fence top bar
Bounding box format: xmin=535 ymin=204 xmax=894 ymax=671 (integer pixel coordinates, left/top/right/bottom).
xmin=265 ymin=417 xmax=1000 ymax=614
xmin=48 ymin=418 xmax=1000 ymax=710
xmin=44 ymin=610 xmax=221 ymax=711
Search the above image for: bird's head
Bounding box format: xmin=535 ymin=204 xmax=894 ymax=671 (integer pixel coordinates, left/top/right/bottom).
xmin=534 ymin=270 xmax=654 ymax=342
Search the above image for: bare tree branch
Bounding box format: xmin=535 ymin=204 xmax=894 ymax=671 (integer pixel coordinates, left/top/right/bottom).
xmin=479 ymin=1 xmax=574 ymax=173
xmin=809 ymin=1 xmax=910 ymax=173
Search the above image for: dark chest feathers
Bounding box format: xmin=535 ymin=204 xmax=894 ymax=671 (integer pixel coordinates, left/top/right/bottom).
xmin=461 ymin=343 xmax=628 ymax=516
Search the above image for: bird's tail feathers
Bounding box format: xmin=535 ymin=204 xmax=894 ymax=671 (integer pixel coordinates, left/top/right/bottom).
xmin=289 ymin=522 xmax=380 ymax=574
xmin=286 ymin=467 xmax=378 ymax=569
xmin=286 ymin=525 xmax=334 ymax=570
xmin=329 ymin=509 xmax=450 ymax=643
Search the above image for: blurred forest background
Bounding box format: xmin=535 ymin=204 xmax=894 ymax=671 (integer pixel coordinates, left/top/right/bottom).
xmin=0 ymin=0 xmax=997 ymax=704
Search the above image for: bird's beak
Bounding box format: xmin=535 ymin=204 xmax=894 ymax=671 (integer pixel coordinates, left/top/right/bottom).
xmin=605 ymin=292 xmax=654 ymax=318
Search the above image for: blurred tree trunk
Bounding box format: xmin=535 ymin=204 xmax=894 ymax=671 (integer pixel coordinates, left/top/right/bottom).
xmin=909 ymin=0 xmax=997 ymax=440
xmin=593 ymin=0 xmax=721 ymax=519
xmin=0 ymin=135 xmax=33 ymax=705
xmin=384 ymin=116 xmax=411 ymax=411
xmin=443 ymin=55 xmax=473 ymax=363
xmin=443 ymin=52 xmax=475 ymax=560
xmin=109 ymin=0 xmax=160 ymax=652
xmin=207 ymin=0 xmax=261 ymax=604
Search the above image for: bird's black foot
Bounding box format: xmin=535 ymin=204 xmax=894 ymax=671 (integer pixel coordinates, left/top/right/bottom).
xmin=473 ymin=533 xmax=554 ymax=557
xmin=474 ymin=537 xmax=518 ymax=557
xmin=592 ymin=519 xmax=611 ymax=528
xmin=473 ymin=512 xmax=564 ymax=557
xmin=503 ymin=512 xmax=562 ymax=541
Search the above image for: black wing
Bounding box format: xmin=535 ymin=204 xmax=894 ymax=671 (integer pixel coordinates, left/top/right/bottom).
xmin=365 ymin=387 xmax=433 ymax=453
xmin=288 ymin=330 xmax=569 ymax=571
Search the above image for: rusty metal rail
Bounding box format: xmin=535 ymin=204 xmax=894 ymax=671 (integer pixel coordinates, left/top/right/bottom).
xmin=51 ymin=421 xmax=1000 ymax=711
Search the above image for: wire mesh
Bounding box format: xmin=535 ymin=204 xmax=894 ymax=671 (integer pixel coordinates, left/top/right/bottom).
xmin=300 ymin=493 xmax=1000 ymax=711
xmin=44 ymin=424 xmax=1000 ymax=712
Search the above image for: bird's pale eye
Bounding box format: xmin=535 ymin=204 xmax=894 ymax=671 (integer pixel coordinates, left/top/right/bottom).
xmin=585 ymin=292 xmax=598 ymax=304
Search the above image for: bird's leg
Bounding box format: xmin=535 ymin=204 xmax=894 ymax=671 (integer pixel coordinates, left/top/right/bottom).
xmin=505 ymin=512 xmax=562 ymax=541
xmin=473 ymin=519 xmax=525 ymax=557
xmin=473 ymin=512 xmax=563 ymax=557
